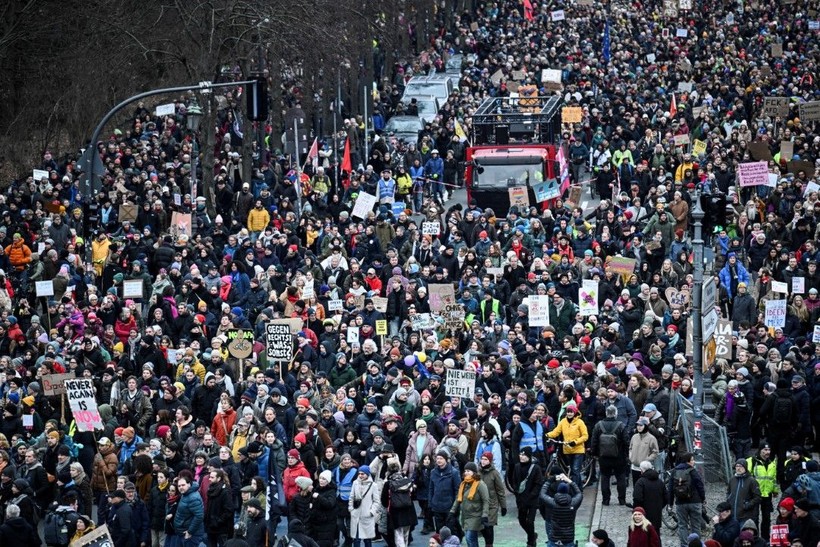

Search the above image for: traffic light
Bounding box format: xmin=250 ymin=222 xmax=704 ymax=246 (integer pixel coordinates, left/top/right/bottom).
xmin=246 ymin=76 xmax=268 ymax=121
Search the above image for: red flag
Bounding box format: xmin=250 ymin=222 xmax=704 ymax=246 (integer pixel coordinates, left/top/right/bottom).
xmin=669 ymin=93 xmax=677 ymax=118
xmin=523 ymin=0 xmax=534 ymax=21
xmin=341 ymin=136 xmax=352 ymax=174
xmin=306 ymin=137 xmax=319 ymax=169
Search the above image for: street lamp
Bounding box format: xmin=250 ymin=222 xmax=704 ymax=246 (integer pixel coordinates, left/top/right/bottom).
xmin=187 ymin=98 xmax=203 ymax=200
xmin=691 ymin=189 xmax=705 ymax=471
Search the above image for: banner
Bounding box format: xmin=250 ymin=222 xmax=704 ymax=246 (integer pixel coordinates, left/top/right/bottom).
xmin=445 ymin=369 xmax=476 ymax=398
xmin=799 ymin=101 xmax=820 ymax=121
xmin=764 ymin=299 xmax=787 ymax=328
xmin=738 ymin=162 xmax=769 ymax=187
xmin=265 ymin=323 xmax=293 ymax=361
xmin=65 ymin=378 xmax=103 ymax=432
xmin=528 ymin=295 xmax=551 ymax=326
xmin=579 ymin=280 xmax=599 ymax=316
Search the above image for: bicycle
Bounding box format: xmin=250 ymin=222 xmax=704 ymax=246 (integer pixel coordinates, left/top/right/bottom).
xmin=660 ymin=468 xmax=680 ymax=531
xmin=544 ymin=440 xmax=596 ymax=488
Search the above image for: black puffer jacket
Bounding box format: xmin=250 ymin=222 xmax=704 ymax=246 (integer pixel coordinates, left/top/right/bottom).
xmin=633 ymin=468 xmax=666 ymax=531
xmin=147 ymin=482 xmax=170 ymax=531
xmin=540 ymin=481 xmax=583 ymax=543
xmin=311 ymin=483 xmax=339 ymax=543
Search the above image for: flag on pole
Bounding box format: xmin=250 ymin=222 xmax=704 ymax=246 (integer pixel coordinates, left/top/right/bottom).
xmin=341 ymin=136 xmax=352 ymax=174
xmin=669 ymin=93 xmax=678 ymax=118
xmin=603 ymin=19 xmax=611 ymax=63
xmin=523 ymin=0 xmax=535 ymax=21
xmin=305 ymin=137 xmax=319 ymax=170
xmin=454 ymin=119 xmax=469 ymax=143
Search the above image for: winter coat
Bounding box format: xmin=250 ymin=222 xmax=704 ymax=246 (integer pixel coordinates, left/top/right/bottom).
xmin=511 ymin=461 xmax=544 ymax=506
xmin=382 ymin=473 xmax=417 ymax=528
xmin=107 ymin=500 xmax=135 ymax=547
xmin=349 ymin=477 xmax=379 ymax=539
xmin=633 ymin=469 xmax=666 ymax=531
xmin=713 ymin=517 xmax=741 ymax=547
xmin=283 ymin=461 xmax=311 ymax=503
xmin=205 ymin=481 xmax=234 ymax=536
xmin=540 ymin=481 xmax=583 ymax=543
xmin=428 ymin=463 xmax=461 ymax=513
xmin=403 ymin=432 xmax=438 ymax=477
xmin=627 ymin=520 xmax=661 ymax=547
xmin=311 ymin=483 xmax=339 ymax=542
xmin=173 ymin=482 xmax=205 ymax=538
xmin=148 ymin=482 xmax=170 ymax=531
xmin=547 ymin=415 xmax=589 ymax=454
xmin=479 ymin=464 xmax=506 ymax=526
xmin=629 ymin=432 xmax=659 ymax=468
xmin=0 ymin=516 xmax=40 ymax=547
xmin=450 ymin=478 xmax=489 ymax=532
xmin=727 ymin=471 xmax=761 ymax=523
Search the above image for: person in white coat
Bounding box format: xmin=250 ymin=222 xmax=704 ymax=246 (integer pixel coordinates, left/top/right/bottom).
xmin=349 ymin=465 xmax=380 ymax=547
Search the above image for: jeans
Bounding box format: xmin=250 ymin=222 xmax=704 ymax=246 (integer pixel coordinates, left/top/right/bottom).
xmin=352 ymin=539 xmax=372 ymax=547
xmin=518 ymin=504 xmax=538 ymax=545
xmin=464 ymin=529 xmax=480 ymax=547
xmin=566 ymin=453 xmax=584 ymax=487
xmin=182 ymin=535 xmax=204 ymax=547
xmin=676 ymin=503 xmax=704 ymax=547
xmin=164 ymin=535 xmax=182 ymax=547
xmin=432 ymin=511 xmax=449 ymax=533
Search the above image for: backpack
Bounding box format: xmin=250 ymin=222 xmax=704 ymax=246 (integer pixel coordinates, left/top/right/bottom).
xmin=43 ymin=508 xmax=77 ymax=546
xmin=598 ymin=422 xmax=621 ymax=459
xmin=673 ymin=467 xmax=694 ymax=502
xmin=772 ymin=394 xmax=794 ymax=426
xmin=389 ymin=474 xmax=414 ymax=509
xmin=274 ymin=535 xmax=303 ymax=547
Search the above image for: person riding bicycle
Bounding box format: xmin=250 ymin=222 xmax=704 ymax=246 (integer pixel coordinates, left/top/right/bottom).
xmin=540 ymin=473 xmax=583 ymax=547
xmin=547 ymin=404 xmax=588 ymax=486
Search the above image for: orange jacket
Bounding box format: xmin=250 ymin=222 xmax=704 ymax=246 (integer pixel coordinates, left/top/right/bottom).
xmin=5 ymin=240 xmax=32 ymax=271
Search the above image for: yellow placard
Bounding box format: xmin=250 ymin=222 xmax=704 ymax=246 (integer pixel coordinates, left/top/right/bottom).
xmin=561 ymin=106 xmax=583 ymax=124
xmin=376 ymin=320 xmax=388 ymax=335
xmin=692 ymin=139 xmax=706 ymax=156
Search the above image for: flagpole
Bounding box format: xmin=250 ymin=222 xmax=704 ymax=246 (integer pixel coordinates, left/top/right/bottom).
xmin=363 ymin=86 xmax=369 ymax=168
xmin=294 ymin=119 xmax=302 ymax=219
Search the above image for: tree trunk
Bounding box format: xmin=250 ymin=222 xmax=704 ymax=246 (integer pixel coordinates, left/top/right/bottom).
xmin=202 ymin=95 xmax=217 ymax=218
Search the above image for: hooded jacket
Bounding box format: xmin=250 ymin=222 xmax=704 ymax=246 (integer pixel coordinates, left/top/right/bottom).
xmin=728 ymin=469 xmax=761 ymax=522
xmin=540 ymin=480 xmax=583 ymax=543
xmin=633 ymin=469 xmax=666 ymax=531
xmin=173 ymin=481 xmax=205 ymax=537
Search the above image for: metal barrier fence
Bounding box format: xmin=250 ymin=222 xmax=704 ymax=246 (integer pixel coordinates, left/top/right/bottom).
xmin=670 ymin=393 xmax=733 ymax=485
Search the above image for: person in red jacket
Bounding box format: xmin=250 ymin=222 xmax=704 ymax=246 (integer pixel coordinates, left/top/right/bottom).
xmin=283 ymin=448 xmax=311 ymax=503
xmin=627 ymin=507 xmax=660 ymax=547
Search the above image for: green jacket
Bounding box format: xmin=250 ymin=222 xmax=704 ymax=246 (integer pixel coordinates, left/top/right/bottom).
xmin=451 ymin=479 xmax=489 ymax=532
xmin=746 ymin=455 xmax=778 ymax=498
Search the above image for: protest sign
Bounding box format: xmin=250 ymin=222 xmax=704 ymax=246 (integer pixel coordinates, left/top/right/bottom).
xmin=814 ymin=325 xmax=820 ymax=344
xmin=738 ymin=162 xmax=769 ymax=187
xmin=663 ymin=0 xmax=678 ymax=16
xmin=42 ymin=373 xmax=74 ymax=396
xmin=486 ymin=267 xmax=504 ymax=280
xmin=561 ymin=106 xmax=583 ymax=124
xmin=347 ymin=326 xmax=359 ymax=344
xmin=692 ymin=139 xmax=707 ymax=156
xmin=771 ymin=280 xmax=788 ymax=294
xmin=771 ymin=43 xmax=783 ymax=57
xmin=792 ymin=277 xmax=805 ymax=294
xmin=579 ymin=280 xmax=598 ymax=316
xmin=33 ymin=169 xmax=49 ymax=181
xmin=780 ymin=141 xmax=794 ymax=161
xmin=441 ymin=303 xmax=466 ymax=331
xmin=122 ymin=279 xmax=144 ymax=299
xmin=265 ymin=323 xmax=293 ymax=361
xmin=375 ymin=320 xmax=387 ymax=335
xmin=748 ymin=142 xmax=773 ymax=161
xmin=533 ymin=179 xmax=560 ymax=202
xmin=677 ymin=81 xmax=693 ymax=93
xmin=715 ymin=320 xmax=733 ymax=359
xmin=392 ymin=202 xmax=406 ymax=216
xmin=799 ymin=101 xmax=820 ymax=121
xmin=301 ymin=283 xmax=315 ymax=300
xmin=508 ymin=186 xmax=530 ymax=208
xmin=422 ymin=222 xmax=440 ymax=235
xmin=551 ymin=10 xmax=566 ymax=21
xmin=70 ymin=524 xmax=115 ymax=547
xmin=65 ymin=378 xmax=103 ymax=432
xmin=678 ymin=0 xmax=692 ymax=8
xmin=673 ymin=134 xmax=690 ymax=146
xmin=607 ymin=256 xmax=637 ymax=277
xmin=445 ymin=369 xmax=476 ymax=398
xmin=35 ymin=280 xmax=54 ymax=297
xmin=788 ymin=160 xmax=815 ymax=177
xmin=676 ymin=28 xmax=688 ymax=38
xmin=770 ymin=524 xmax=790 ymax=547
xmin=762 ymin=97 xmax=790 ymax=117
xmin=528 ymin=295 xmax=551 ymax=326
xmin=428 ymin=284 xmax=456 ymax=312
xmin=764 ymin=300 xmax=787 ymax=328
xmin=410 ymin=313 xmax=436 ymax=331
xmin=351 ymin=192 xmax=377 ymax=219
xmin=810 ymin=20 xmax=820 ymax=30
xmin=156 ymin=103 xmax=175 ymax=116
xmin=327 ymin=299 xmax=343 ymax=311
xmin=169 ymin=212 xmax=192 ymax=238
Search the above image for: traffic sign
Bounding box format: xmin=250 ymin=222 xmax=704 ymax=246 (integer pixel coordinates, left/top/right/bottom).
xmin=702 ymin=276 xmax=716 ymax=313
xmin=703 ymin=308 xmax=718 ymax=341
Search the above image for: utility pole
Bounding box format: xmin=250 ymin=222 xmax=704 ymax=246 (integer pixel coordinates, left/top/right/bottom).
xmin=691 ymin=190 xmax=706 ymax=472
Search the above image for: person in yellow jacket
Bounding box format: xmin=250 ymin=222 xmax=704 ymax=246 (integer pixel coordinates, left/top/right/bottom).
xmin=547 ymin=403 xmax=589 ymax=486
xmin=246 ymin=200 xmax=270 ymax=241
xmin=91 ymin=231 xmax=111 ymax=276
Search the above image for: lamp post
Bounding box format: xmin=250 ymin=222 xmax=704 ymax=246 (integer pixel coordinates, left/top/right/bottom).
xmin=691 ymin=189 xmax=705 ymax=471
xmin=186 ymin=98 xmax=203 ymax=199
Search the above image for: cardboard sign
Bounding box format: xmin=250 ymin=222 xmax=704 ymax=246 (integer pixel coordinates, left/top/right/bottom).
xmin=792 ymin=277 xmax=805 ymax=294
xmin=748 ymin=142 xmax=773 ymax=162
xmin=562 ymin=107 xmax=583 ymax=124
xmin=663 ymin=0 xmax=678 ymax=16
xmin=118 ymin=203 xmax=138 ymax=222
xmin=122 ymin=279 xmax=144 ymax=299
xmin=351 ymin=192 xmax=377 ymax=219
xmin=428 ymin=284 xmax=456 ymax=312
xmin=375 ymin=320 xmax=387 ymax=335
xmin=70 ymin=523 xmax=115 ymax=547
xmin=422 ymin=222 xmax=440 ymax=235
xmin=410 ymin=313 xmax=436 ymax=331
xmin=372 ymin=296 xmax=388 ymax=313
xmin=441 ymin=303 xmax=466 ymax=331
xmin=551 ymin=9 xmax=566 ymax=21
xmin=528 ymin=295 xmax=551 ymax=326
xmin=692 ymin=139 xmax=707 ymax=156
xmin=445 ymin=369 xmax=476 ymax=398
xmin=541 ymin=69 xmax=562 ymax=84
xmin=780 ymin=141 xmax=794 ymax=161
xmin=533 ymin=179 xmax=560 ymax=202
xmin=169 ymin=212 xmax=192 ymax=238
xmin=508 ymin=186 xmax=530 ymax=208
xmin=799 ymin=101 xmax=820 ymax=121
xmin=156 ymin=103 xmax=176 ymax=116
xmin=65 ymin=378 xmax=103 ymax=432
xmin=771 ymin=43 xmax=783 ymax=57
xmin=715 ymin=320 xmax=733 ymax=359
xmin=764 ymin=299 xmax=787 ymax=328
xmin=567 ymin=185 xmax=582 ymax=207
xmin=677 ymin=82 xmax=693 ymax=93
xmin=327 ymin=299 xmax=343 ymax=311
xmin=788 ymin=160 xmax=815 ymax=177
xmin=265 ymin=323 xmax=293 ymax=361
xmin=738 ymin=162 xmax=770 ymax=187
xmin=579 ymin=280 xmax=598 ymax=316
xmin=771 ymin=280 xmax=788 ymax=294
xmin=762 ymin=97 xmax=790 ymax=117
xmin=42 ymin=373 xmax=74 ymax=396
xmin=35 ymin=280 xmax=54 ymax=297
xmin=673 ymin=134 xmax=691 ymax=146
xmin=608 ymin=257 xmax=637 ymax=277
xmin=33 ymin=169 xmax=49 ymax=181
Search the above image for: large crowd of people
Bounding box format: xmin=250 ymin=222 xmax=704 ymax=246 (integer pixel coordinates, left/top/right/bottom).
xmin=0 ymin=1 xmax=819 ymax=547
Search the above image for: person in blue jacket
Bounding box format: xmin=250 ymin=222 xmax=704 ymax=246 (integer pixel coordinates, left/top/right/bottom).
xmin=719 ymin=252 xmax=750 ymax=302
xmin=428 ymin=450 xmax=460 ymax=532
xmin=423 ymin=149 xmax=445 ymax=204
xmin=173 ymin=475 xmax=205 ymax=547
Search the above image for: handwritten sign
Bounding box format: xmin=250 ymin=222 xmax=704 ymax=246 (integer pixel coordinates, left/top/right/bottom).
xmin=608 ymin=257 xmax=637 ymax=277
xmin=428 ymin=284 xmax=456 ymax=312
xmin=42 ymin=373 xmax=74 ymax=396
xmin=33 ymin=169 xmax=49 ymax=182
xmin=764 ymin=299 xmax=787 ymax=328
xmin=65 ymin=378 xmax=103 ymax=432
xmin=156 ymin=103 xmax=176 ymax=117
xmin=762 ymin=97 xmax=790 ymax=117
xmin=410 ymin=313 xmax=436 ymax=331
xmin=738 ymin=162 xmax=769 ymax=187
xmin=122 ymin=279 xmax=144 ymax=299
xmin=265 ymin=323 xmax=293 ymax=361
xmin=715 ymin=319 xmax=733 ymax=359
xmin=375 ymin=320 xmax=387 ymax=335
xmin=799 ymin=101 xmax=820 ymax=121
xmin=676 ymin=28 xmax=688 ymax=38
xmin=692 ymin=139 xmax=707 ymax=156
xmin=441 ymin=303 xmax=466 ymax=331
xmin=35 ymin=280 xmax=54 ymax=298
xmin=528 ymin=295 xmax=551 ymax=327
xmin=673 ymin=134 xmax=691 ymax=146
xmin=372 ymin=296 xmax=387 ymax=313
xmin=351 ymin=192 xmax=377 ymax=219
xmin=551 ymin=9 xmax=566 ymax=21
xmin=445 ymin=369 xmax=476 ymax=398
xmin=327 ymin=299 xmax=343 ymax=311
xmin=422 ymin=222 xmax=440 ymax=235
xmin=508 ymin=186 xmax=530 ymax=208
xmin=793 ymin=277 xmax=805 ymax=294
xmin=579 ymin=280 xmax=599 ymax=316
xmin=562 ymin=107 xmax=583 ymax=124
xmin=771 ymin=280 xmax=788 ymax=294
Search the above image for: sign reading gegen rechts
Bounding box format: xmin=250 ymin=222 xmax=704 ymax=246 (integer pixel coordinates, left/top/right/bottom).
xmin=265 ymin=323 xmax=293 ymax=361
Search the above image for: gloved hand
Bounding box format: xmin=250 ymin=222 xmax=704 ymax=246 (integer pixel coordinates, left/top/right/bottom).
xmin=481 ymin=517 xmax=490 ymax=528
xmin=501 ymin=507 xmax=508 ymax=517
xmin=568 ymin=440 xmax=577 ymax=447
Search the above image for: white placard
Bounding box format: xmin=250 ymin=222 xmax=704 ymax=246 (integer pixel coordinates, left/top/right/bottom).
xmin=579 ymin=280 xmax=599 ymax=316
xmin=771 ymin=280 xmax=788 ymax=294
xmin=327 ymin=299 xmax=343 ymax=311
xmin=676 ymin=28 xmax=688 ymax=38
xmin=678 ymin=0 xmax=692 ymax=8
xmin=764 ymin=299 xmax=787 ymax=328
xmin=65 ymin=378 xmax=103 ymax=432
xmin=814 ymin=325 xmax=820 ymax=343
xmin=35 ymin=280 xmax=54 ymax=297
xmin=809 ymin=21 xmax=819 ymax=31
xmin=301 ymin=283 xmax=315 ymax=300
xmin=347 ymin=326 xmax=360 ymax=344
xmin=351 ymin=192 xmax=378 ymax=219
xmin=22 ymin=414 xmax=33 ymax=428
xmin=166 ymin=348 xmax=178 ymax=365
xmin=445 ymin=369 xmax=476 ymax=398
xmin=541 ymin=69 xmax=562 ymax=84
xmin=32 ymin=169 xmax=49 ymax=182
xmin=528 ymin=295 xmax=551 ymax=326
xmin=156 ymin=103 xmax=176 ymax=117
xmin=422 ymin=222 xmax=440 ymax=235
xmin=647 ymin=54 xmax=657 ymax=63
xmin=768 ymin=173 xmax=779 ymax=188
xmin=792 ymin=277 xmax=805 ymax=294
xmin=551 ymin=9 xmax=566 ymax=21
xmin=122 ymin=279 xmax=144 ymax=299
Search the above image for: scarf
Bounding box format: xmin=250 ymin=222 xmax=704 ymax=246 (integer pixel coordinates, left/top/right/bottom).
xmin=457 ymin=475 xmax=480 ymax=502
xmin=725 ymin=391 xmax=735 ymax=420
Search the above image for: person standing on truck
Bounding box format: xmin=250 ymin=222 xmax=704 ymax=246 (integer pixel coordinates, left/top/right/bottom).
xmin=569 ymin=138 xmax=589 ymax=185
xmin=424 ymin=149 xmax=445 ymax=204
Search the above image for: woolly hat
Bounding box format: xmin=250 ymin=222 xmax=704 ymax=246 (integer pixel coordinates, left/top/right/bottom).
xmin=319 ymin=470 xmax=332 ymax=484
xmin=122 ymin=427 xmax=135 ymax=440
xmin=287 ymin=449 xmax=300 ymax=459
xmin=358 ymin=465 xmax=371 ymax=477
xmin=779 ymin=497 xmax=795 ymax=511
xmin=157 ymin=425 xmax=171 ymax=439
xmin=295 ymin=476 xmax=313 ymax=490
xmin=294 ymin=432 xmax=307 ymax=445
xmin=633 ymin=507 xmax=647 ymax=516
